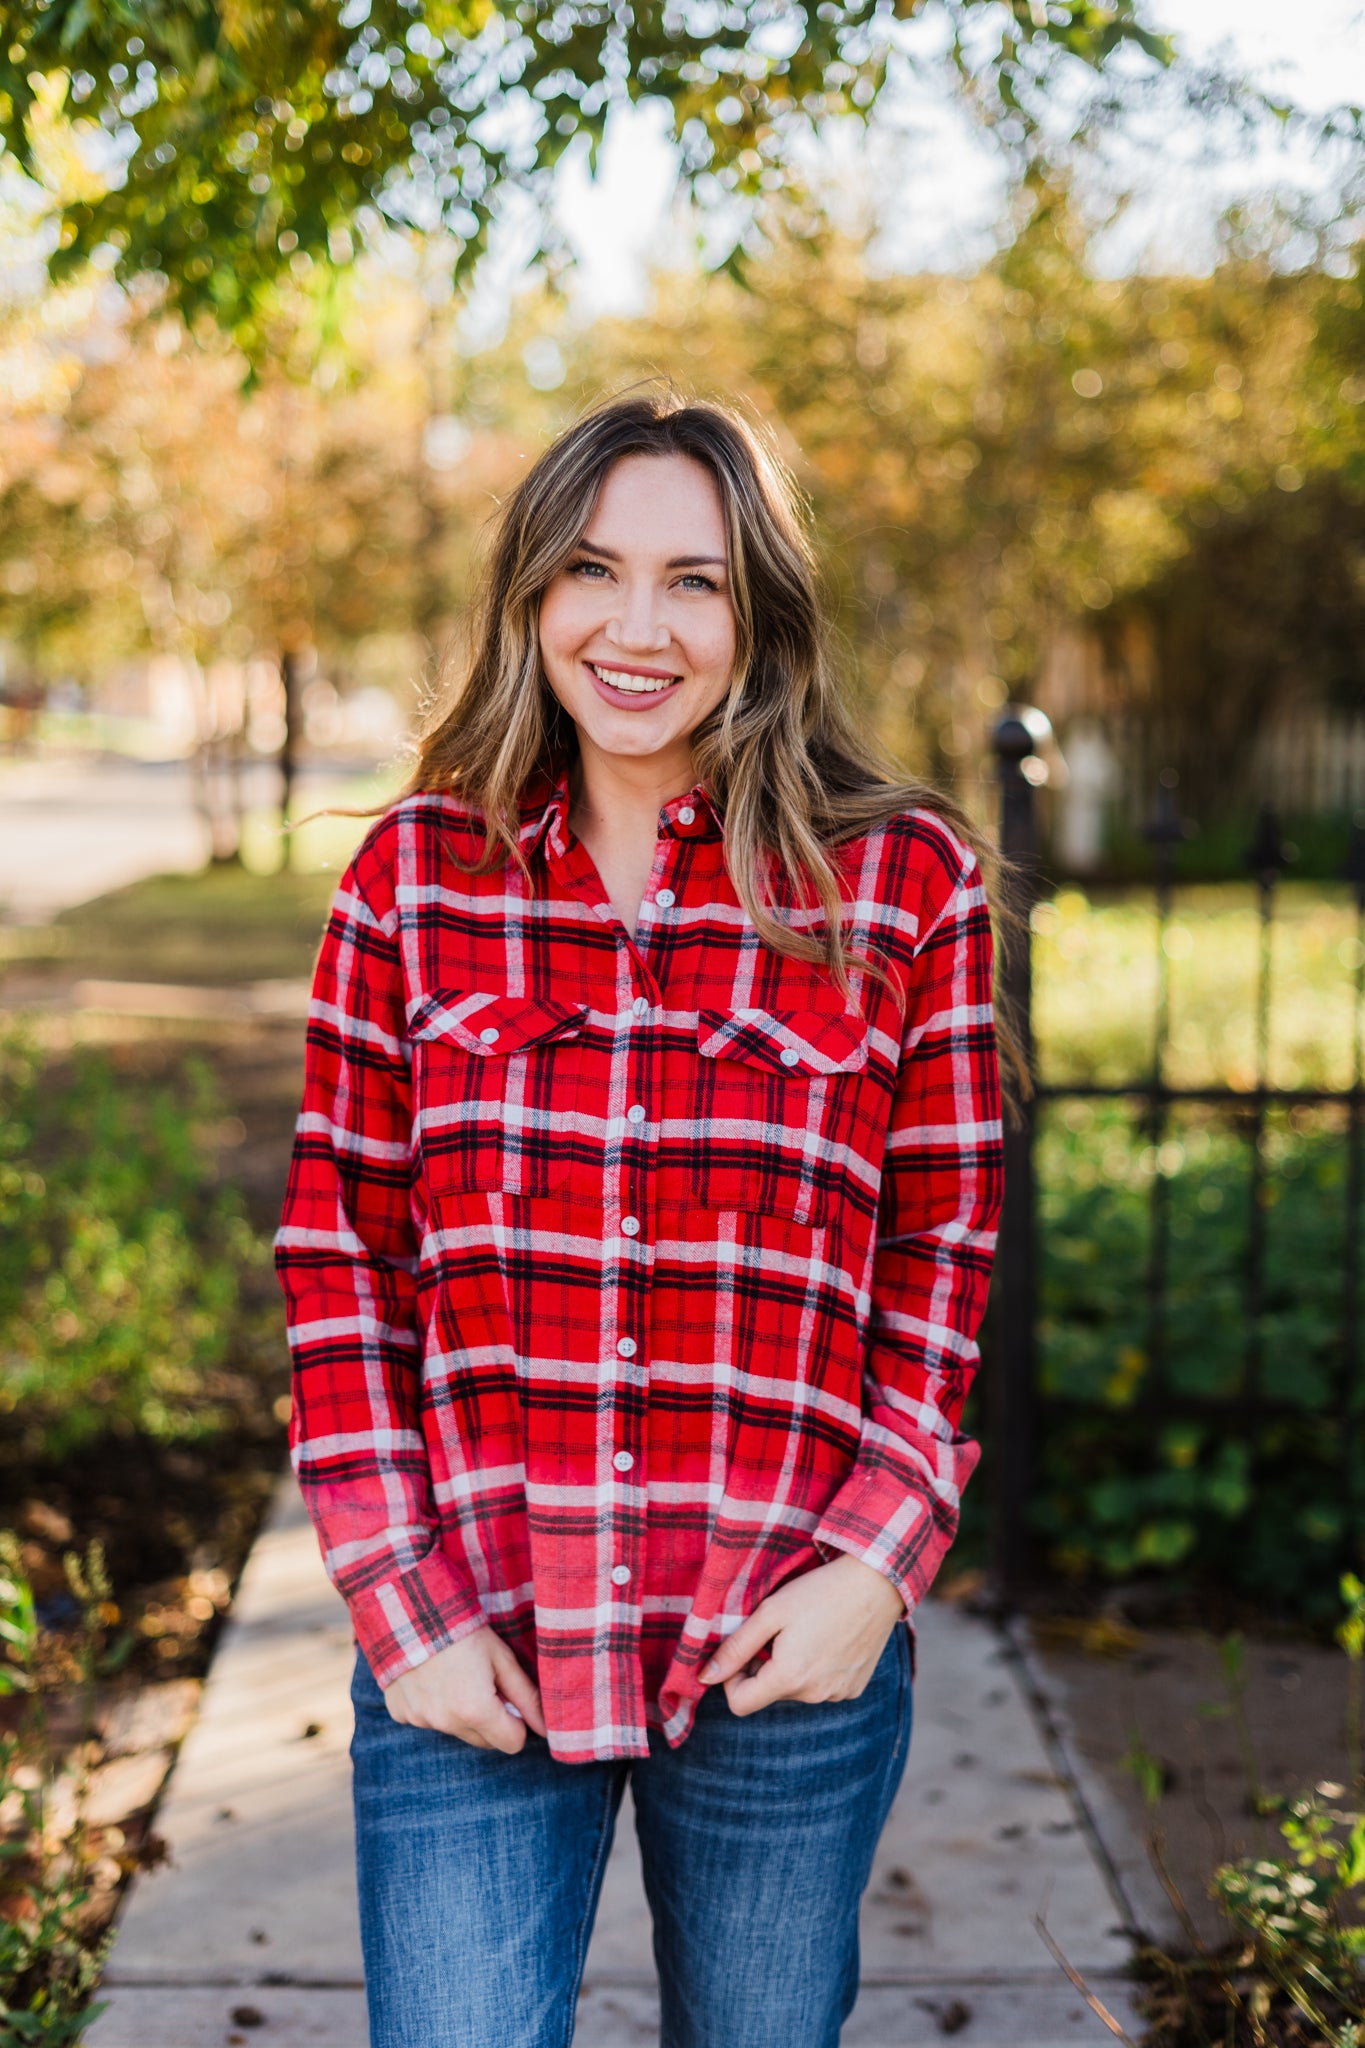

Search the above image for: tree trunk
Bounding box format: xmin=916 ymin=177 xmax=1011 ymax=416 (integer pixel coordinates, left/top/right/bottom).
xmin=279 ymin=646 xmax=305 ymax=870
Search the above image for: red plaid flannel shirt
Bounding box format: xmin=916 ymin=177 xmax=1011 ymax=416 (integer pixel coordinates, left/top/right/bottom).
xmin=275 ymin=766 xmax=1003 ymax=1762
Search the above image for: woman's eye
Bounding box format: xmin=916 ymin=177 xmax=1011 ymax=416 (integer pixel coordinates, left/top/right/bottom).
xmin=570 ymin=559 xmax=609 ymax=579
xmin=680 ymin=574 xmax=719 ymax=593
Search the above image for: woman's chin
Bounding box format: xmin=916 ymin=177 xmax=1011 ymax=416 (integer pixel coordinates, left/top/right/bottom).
xmin=571 ymin=704 xmax=695 ymax=765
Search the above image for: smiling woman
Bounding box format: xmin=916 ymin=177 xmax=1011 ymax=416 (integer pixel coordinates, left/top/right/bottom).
xmin=536 ymin=451 xmax=737 ymax=937
xmin=275 ymin=388 xmax=1008 ymax=2048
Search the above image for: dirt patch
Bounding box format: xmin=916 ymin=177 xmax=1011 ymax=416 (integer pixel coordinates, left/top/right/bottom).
xmin=1024 ymin=1616 xmax=1354 ymax=1948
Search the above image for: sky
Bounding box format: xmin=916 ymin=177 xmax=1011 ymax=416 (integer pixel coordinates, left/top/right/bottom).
xmin=549 ymin=0 xmax=1365 ymax=318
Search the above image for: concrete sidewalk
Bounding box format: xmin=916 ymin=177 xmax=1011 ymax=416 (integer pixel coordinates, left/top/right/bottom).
xmin=87 ymin=1477 xmax=1150 ymax=2048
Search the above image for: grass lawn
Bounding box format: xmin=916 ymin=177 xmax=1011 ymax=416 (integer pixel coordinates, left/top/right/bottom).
xmin=60 ymin=865 xmax=336 ymax=987
xmin=1033 ymin=881 xmax=1364 ymax=1093
xmin=0 ymin=864 xmax=337 ymax=991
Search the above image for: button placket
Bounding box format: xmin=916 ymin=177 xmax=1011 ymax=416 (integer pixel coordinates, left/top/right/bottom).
xmin=612 ymin=967 xmax=658 ymax=1613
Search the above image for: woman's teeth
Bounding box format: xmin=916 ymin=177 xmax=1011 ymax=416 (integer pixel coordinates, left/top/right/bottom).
xmin=589 ymin=663 xmax=679 ymax=696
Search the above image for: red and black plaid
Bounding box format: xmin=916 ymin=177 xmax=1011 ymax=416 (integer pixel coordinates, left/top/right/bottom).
xmin=275 ymin=765 xmax=1003 ymax=1762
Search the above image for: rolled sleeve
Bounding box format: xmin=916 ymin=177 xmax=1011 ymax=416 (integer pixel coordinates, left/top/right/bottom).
xmin=814 ymin=845 xmax=1004 ymax=1611
xmin=274 ymin=859 xmax=484 ymax=1687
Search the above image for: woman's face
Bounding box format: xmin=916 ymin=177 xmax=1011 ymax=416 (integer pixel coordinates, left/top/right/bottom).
xmin=538 ymin=452 xmax=738 ymax=773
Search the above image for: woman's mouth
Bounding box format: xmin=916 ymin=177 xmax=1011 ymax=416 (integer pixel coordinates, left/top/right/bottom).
xmin=585 ymin=660 xmax=682 ymax=703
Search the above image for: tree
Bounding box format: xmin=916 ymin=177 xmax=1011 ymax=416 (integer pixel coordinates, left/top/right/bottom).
xmin=526 ymin=181 xmax=1364 ymax=798
xmin=0 ymin=1 xmax=1171 ymax=343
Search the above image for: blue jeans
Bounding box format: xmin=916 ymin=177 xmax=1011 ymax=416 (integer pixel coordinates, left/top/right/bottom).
xmin=349 ymin=1627 xmax=913 ymax=2048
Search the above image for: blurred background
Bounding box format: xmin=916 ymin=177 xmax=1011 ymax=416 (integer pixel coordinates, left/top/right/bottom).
xmin=1 ymin=1 xmax=1365 ymax=2036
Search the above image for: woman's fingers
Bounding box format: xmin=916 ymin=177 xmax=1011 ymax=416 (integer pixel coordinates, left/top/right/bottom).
xmin=471 ymin=1691 xmax=530 ymax=1754
xmin=382 ymin=1627 xmax=533 ymax=1752
xmin=723 ymin=1648 xmax=800 ymax=1717
xmin=489 ymin=1636 xmax=548 ymax=1738
xmin=697 ymin=1599 xmax=781 ymax=1685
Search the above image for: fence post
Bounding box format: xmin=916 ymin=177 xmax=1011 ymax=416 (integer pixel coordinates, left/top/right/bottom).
xmin=1343 ymin=817 xmax=1365 ymax=1545
xmin=991 ymin=709 xmax=1046 ymax=1605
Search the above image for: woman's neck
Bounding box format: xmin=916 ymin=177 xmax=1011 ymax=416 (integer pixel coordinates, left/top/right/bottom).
xmin=567 ymin=742 xmax=699 ymax=942
xmin=568 ymin=742 xmax=697 ymax=846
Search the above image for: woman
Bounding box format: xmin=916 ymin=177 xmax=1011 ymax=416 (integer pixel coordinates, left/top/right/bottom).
xmin=275 ymin=390 xmax=1004 ymax=2048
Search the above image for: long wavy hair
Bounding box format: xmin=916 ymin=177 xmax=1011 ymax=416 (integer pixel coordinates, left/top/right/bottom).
xmin=400 ymin=387 xmax=1025 ymax=1096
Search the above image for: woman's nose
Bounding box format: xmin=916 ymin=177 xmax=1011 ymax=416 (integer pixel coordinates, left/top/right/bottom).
xmin=603 ymin=584 xmax=670 ymax=652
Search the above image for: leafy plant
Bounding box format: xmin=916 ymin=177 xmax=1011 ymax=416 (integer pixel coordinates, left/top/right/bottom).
xmin=0 ymin=1033 xmax=267 ymax=1460
xmin=1132 ymin=1580 xmax=1365 ymax=2048
xmin=0 ymin=1533 xmax=122 ymax=2045
xmin=1209 ymin=1789 xmax=1365 ymax=2044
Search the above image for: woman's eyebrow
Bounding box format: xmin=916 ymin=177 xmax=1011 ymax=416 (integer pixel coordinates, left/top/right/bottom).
xmin=575 ymin=538 xmax=728 ymax=570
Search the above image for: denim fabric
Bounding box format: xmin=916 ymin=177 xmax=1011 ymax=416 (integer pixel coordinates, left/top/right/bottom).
xmin=349 ymin=1626 xmax=913 ymax=2048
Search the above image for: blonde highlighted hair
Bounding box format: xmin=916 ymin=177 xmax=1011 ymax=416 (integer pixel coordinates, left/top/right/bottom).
xmin=400 ymin=387 xmax=1023 ymax=1088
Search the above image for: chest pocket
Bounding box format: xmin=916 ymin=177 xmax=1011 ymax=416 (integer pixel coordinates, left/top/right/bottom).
xmin=409 ymin=989 xmax=588 ymax=1199
xmin=691 ymin=1006 xmax=869 ymax=1229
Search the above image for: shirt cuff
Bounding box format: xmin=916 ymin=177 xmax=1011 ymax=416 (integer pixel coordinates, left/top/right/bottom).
xmin=812 ymin=1459 xmax=958 ymax=1616
xmin=347 ymin=1543 xmax=488 ymax=1689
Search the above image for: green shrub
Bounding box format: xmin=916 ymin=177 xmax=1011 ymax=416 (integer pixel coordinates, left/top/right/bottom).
xmin=0 ymin=1034 xmax=265 ymax=1460
xmin=1023 ymin=1100 xmax=1361 ymax=1615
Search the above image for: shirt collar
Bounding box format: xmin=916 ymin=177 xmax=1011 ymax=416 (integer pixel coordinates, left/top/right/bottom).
xmin=516 ymin=762 xmax=724 ymax=861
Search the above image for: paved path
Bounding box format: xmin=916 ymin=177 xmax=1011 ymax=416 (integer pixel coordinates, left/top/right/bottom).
xmin=0 ymin=756 xmax=213 ymax=921
xmin=0 ymin=753 xmax=374 ymax=923
xmin=87 ymin=1477 xmax=1149 ymax=2048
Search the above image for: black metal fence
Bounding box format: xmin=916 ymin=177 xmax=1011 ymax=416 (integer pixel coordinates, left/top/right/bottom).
xmin=988 ymin=709 xmax=1365 ymax=1605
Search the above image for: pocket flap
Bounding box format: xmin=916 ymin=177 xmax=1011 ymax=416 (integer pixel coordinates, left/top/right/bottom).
xmin=407 ymin=989 xmax=588 ymax=1056
xmin=697 ymin=1006 xmax=868 ymax=1078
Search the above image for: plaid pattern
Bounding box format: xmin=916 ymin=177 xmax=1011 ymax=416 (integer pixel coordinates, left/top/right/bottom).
xmin=275 ymin=765 xmax=1003 ymax=1762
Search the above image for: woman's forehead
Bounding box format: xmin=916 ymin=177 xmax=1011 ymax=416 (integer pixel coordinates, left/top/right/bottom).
xmin=585 ymin=451 xmax=728 ymax=558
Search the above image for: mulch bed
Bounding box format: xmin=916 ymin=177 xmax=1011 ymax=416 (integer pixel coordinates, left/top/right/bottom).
xmin=0 ymin=1016 xmax=302 ymax=1947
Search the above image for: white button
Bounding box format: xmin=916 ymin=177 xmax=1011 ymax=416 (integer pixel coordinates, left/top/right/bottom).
xmin=621 ymin=1215 xmax=640 ymax=1237
xmin=610 ymin=1564 xmax=632 ymax=1586
xmin=616 ymin=1337 xmax=637 ymax=1359
xmin=479 ymin=1026 xmax=500 ymax=1045
xmin=632 ymin=996 xmax=649 ymax=1018
xmin=656 ymin=888 xmax=675 ymax=909
xmin=678 ymin=805 xmax=695 ymax=825
xmin=780 ymin=1046 xmax=801 ymax=1067
xmin=627 ymin=1103 xmax=646 ymax=1124
xmin=613 ymin=1450 xmax=635 ymax=1473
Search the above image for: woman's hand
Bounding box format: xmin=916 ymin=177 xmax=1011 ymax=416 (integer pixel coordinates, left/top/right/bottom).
xmin=697 ymin=1553 xmax=906 ymax=1717
xmin=383 ymin=1627 xmax=547 ymax=1754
